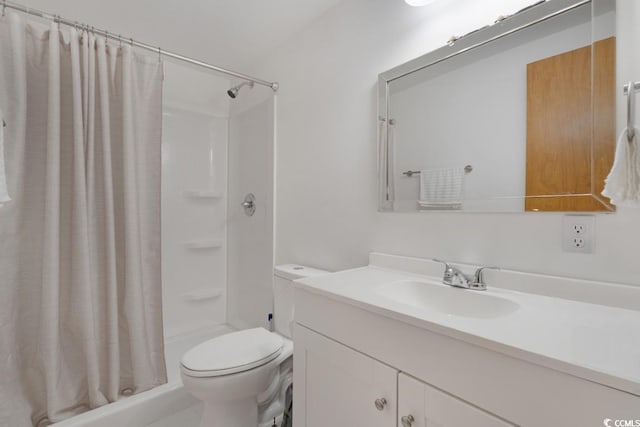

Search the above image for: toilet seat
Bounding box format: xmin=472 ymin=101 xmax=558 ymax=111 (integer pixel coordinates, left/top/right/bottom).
xmin=181 ymin=328 xmax=284 ymax=378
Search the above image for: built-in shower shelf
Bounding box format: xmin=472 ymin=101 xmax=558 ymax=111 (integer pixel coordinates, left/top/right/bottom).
xmin=183 ymin=189 xmax=223 ymax=199
xmin=183 ymin=288 xmax=223 ymax=302
xmin=184 ymin=239 xmax=223 ymax=250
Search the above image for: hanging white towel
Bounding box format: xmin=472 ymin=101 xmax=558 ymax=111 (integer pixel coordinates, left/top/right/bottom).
xmin=602 ymin=127 xmax=640 ymax=206
xmin=418 ymin=167 xmax=465 ymax=210
xmin=0 ymin=109 xmax=10 ymax=203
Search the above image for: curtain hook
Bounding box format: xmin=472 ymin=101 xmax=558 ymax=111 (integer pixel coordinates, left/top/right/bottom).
xmin=129 ymin=37 xmax=133 ymax=47
xmin=157 ymin=46 xmax=161 ymax=62
xmin=118 ymin=34 xmax=122 ymax=47
xmin=2 ymin=0 xmax=7 ymax=18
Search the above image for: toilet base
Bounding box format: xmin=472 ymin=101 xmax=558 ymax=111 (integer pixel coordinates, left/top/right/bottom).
xmin=200 ymin=398 xmax=257 ymax=427
xmin=181 ymin=334 xmax=294 ymax=427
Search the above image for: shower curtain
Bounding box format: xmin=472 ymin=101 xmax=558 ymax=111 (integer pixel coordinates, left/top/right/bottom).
xmin=0 ymin=13 xmax=166 ymax=427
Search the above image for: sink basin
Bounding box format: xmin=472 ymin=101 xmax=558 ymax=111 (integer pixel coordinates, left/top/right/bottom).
xmin=376 ymin=280 xmax=520 ymax=319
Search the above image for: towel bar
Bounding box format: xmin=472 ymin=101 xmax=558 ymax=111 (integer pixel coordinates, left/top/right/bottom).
xmin=403 ymin=165 xmax=473 ymax=177
xmin=624 ymin=81 xmax=640 ymax=142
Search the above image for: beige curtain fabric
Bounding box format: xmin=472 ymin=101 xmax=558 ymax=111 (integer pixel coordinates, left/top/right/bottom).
xmin=0 ymin=14 xmax=166 ymax=427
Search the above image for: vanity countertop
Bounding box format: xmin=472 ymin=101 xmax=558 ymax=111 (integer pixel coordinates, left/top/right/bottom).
xmin=295 ymin=262 xmax=640 ymax=397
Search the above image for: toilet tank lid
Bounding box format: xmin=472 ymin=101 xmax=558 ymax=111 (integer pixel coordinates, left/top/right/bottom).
xmin=274 ymin=264 xmax=330 ymax=281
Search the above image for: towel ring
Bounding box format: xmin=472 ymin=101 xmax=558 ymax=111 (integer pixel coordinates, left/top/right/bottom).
xmin=627 ymin=81 xmax=635 ymax=142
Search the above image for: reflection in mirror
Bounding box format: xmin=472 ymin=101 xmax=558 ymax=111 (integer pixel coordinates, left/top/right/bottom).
xmin=378 ymin=0 xmax=616 ymax=213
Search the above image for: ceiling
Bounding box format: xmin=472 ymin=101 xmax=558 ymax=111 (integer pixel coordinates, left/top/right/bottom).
xmin=18 ymin=0 xmax=344 ymax=74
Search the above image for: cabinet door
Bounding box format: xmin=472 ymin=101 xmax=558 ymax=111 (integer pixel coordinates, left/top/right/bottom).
xmin=398 ymin=373 xmax=515 ymax=427
xmin=293 ymin=325 xmax=397 ymax=427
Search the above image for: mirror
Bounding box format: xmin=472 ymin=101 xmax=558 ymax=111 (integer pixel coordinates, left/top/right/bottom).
xmin=378 ymin=0 xmax=616 ymax=213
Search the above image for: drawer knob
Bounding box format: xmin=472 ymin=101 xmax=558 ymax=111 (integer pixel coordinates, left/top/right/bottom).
xmin=401 ymin=415 xmax=415 ymax=427
xmin=374 ymin=398 xmax=387 ymax=411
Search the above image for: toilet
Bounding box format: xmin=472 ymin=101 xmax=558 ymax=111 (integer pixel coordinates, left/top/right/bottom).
xmin=181 ymin=264 xmax=328 ymax=427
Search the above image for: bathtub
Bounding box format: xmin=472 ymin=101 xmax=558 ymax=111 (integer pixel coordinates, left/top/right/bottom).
xmin=52 ymin=324 xmax=233 ymax=427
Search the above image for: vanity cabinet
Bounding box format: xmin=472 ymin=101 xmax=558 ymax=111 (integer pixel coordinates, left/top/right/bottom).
xmin=294 ymin=325 xmax=515 ymax=427
xmin=293 ymin=275 xmax=640 ymax=426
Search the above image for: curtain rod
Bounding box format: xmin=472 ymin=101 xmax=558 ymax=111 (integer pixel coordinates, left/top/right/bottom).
xmin=1 ymin=0 xmax=279 ymax=91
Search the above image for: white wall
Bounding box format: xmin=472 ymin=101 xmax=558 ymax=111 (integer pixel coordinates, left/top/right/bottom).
xmin=227 ymin=86 xmax=276 ymax=330
xmin=161 ymin=61 xmax=230 ymax=337
xmin=249 ymin=0 xmax=640 ymax=286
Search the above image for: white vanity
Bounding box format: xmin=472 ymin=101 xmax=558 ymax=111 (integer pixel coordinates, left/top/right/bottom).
xmin=292 ymin=253 xmax=640 ymax=426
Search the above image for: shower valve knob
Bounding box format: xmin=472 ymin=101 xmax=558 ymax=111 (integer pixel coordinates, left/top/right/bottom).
xmin=374 ymin=398 xmax=387 ymax=411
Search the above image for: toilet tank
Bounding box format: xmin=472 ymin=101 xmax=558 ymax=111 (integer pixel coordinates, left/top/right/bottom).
xmin=273 ymin=264 xmax=329 ymax=339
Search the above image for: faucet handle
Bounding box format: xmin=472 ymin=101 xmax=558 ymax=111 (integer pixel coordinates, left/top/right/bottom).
xmin=473 ymin=266 xmax=500 ymax=285
xmin=432 ymin=258 xmax=453 ymax=277
xmin=433 ymin=259 xmax=463 ymax=287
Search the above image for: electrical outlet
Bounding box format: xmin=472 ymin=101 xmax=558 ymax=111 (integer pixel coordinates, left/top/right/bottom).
xmin=572 ymin=224 xmax=586 ymax=235
xmin=562 ymin=215 xmax=595 ymax=253
xmin=572 ymin=237 xmax=585 ymax=248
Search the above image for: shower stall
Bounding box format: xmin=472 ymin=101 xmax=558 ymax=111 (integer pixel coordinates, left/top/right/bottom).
xmin=0 ymin=4 xmax=277 ymax=427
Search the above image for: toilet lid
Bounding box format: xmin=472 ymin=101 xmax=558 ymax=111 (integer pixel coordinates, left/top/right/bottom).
xmin=181 ymin=328 xmax=283 ymax=377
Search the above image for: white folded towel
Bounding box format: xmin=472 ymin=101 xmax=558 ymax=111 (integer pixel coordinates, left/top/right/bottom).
xmin=418 ymin=167 xmax=465 ymax=210
xmin=602 ymin=127 xmax=640 ymax=206
xmin=0 ymin=109 xmax=10 ymax=204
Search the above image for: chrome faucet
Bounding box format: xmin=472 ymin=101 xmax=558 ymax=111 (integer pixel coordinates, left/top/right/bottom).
xmin=433 ymin=259 xmax=499 ymax=291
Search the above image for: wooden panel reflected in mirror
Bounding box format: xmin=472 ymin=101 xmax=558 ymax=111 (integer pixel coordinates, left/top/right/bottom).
xmin=525 ymin=37 xmax=615 ymax=212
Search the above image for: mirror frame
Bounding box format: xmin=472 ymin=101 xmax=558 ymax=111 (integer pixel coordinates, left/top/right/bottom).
xmin=377 ymin=0 xmax=601 ymax=212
